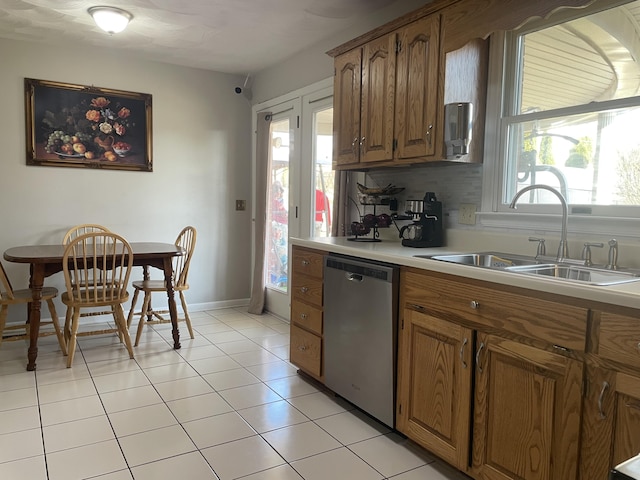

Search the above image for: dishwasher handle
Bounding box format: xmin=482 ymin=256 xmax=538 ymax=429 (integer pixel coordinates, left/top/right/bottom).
xmin=325 ymin=255 xmax=397 ymax=283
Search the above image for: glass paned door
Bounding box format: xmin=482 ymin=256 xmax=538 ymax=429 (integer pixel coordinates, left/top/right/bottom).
xmin=266 ymin=117 xmax=290 ymax=292
xmin=313 ymin=107 xmax=334 ymax=237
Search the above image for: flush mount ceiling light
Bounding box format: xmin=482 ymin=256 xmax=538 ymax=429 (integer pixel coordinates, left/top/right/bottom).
xmin=88 ymin=6 xmax=133 ymax=35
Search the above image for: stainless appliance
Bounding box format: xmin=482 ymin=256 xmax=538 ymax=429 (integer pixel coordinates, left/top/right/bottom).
xmin=323 ymin=255 xmax=399 ymax=428
xmin=444 ymin=102 xmax=473 ymax=159
xmin=399 ymin=192 xmax=444 ymax=248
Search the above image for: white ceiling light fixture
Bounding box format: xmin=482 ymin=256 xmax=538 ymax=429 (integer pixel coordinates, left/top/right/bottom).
xmin=88 ymin=6 xmax=133 ymax=35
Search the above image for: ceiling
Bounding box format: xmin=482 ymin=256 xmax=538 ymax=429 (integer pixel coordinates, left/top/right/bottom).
xmin=0 ymin=0 xmax=403 ymax=75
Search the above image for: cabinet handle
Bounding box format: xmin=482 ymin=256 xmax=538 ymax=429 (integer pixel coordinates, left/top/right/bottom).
xmin=637 ymin=342 xmax=640 ymax=352
xmin=476 ymin=342 xmax=485 ymax=372
xmin=300 ymin=313 xmax=308 ymax=320
xmin=301 ymin=259 xmax=310 ymax=266
xmin=598 ymin=381 xmax=610 ymax=419
xmin=300 ymin=287 xmax=309 ymax=293
xmin=408 ymin=303 xmax=425 ymax=311
xmin=460 ymin=338 xmax=468 ymax=369
xmin=470 ymin=300 xmax=480 ymax=310
xmin=298 ymin=345 xmax=307 ymax=352
xmin=360 ymin=136 xmax=365 ymax=147
xmin=553 ymin=344 xmax=571 ymax=354
xmin=351 ymin=137 xmax=358 ymax=147
xmin=426 ymin=124 xmax=433 ymax=146
xmin=625 ymin=401 xmax=640 ymax=411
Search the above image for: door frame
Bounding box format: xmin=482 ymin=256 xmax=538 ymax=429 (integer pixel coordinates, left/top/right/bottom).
xmin=251 ymin=78 xmax=333 ymax=320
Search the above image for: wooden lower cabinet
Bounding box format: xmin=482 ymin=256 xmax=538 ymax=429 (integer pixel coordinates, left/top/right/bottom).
xmin=396 ymin=308 xmax=473 ymax=470
xmin=471 ymin=333 xmax=583 ymax=480
xmin=579 ymin=368 xmax=640 ymax=480
xmin=397 ymin=267 xmax=587 ymax=480
xmin=289 ymin=246 xmax=325 ymax=382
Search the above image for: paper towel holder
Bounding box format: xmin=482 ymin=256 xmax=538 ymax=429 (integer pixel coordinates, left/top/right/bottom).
xmin=444 ymin=102 xmax=473 ymax=159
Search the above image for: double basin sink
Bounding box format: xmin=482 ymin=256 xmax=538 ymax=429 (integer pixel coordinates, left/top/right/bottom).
xmin=417 ymin=252 xmax=640 ymax=286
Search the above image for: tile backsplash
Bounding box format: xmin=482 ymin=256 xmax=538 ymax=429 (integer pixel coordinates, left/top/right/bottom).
xmin=366 ymin=163 xmax=483 ymax=230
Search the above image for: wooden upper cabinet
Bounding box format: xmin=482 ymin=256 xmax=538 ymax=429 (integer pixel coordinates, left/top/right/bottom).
xmin=395 ymin=14 xmax=441 ymax=160
xmin=360 ymin=33 xmax=397 ymax=164
xmin=333 ymin=48 xmax=362 ymax=167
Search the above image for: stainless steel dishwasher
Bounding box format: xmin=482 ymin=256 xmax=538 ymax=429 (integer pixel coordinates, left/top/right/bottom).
xmin=323 ymin=254 xmax=399 ymax=428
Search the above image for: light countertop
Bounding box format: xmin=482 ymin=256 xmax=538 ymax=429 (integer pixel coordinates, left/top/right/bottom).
xmin=291 ymin=233 xmax=640 ymax=311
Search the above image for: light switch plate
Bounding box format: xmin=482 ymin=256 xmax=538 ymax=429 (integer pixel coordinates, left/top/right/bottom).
xmin=236 ymin=199 xmax=246 ymax=211
xmin=459 ymin=203 xmax=476 ymax=225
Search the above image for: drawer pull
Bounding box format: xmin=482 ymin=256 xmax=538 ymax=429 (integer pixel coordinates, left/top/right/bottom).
xmin=300 ymin=313 xmax=308 ymax=320
xmin=598 ymin=381 xmax=610 ymax=419
xmin=625 ymin=401 xmax=640 ymax=411
xmin=301 ymin=259 xmax=310 ymax=266
xmin=408 ymin=303 xmax=425 ymax=311
xmin=460 ymin=338 xmax=468 ymax=369
xmin=476 ymin=342 xmax=485 ymax=372
xmin=300 ymin=287 xmax=309 ymax=293
xmin=553 ymin=345 xmax=571 ymax=353
xmin=470 ymin=300 xmax=480 ymax=310
xmin=298 ymin=345 xmax=307 ymax=352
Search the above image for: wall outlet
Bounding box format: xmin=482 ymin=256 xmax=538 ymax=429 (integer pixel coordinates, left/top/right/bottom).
xmin=235 ymin=199 xmax=246 ymax=211
xmin=459 ymin=203 xmax=476 ymax=225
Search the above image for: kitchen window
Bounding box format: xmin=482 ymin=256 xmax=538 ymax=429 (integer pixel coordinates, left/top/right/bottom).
xmin=484 ymin=0 xmax=640 ymax=231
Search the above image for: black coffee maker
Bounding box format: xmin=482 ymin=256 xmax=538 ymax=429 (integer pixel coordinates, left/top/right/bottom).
xmin=399 ymin=192 xmax=444 ymax=247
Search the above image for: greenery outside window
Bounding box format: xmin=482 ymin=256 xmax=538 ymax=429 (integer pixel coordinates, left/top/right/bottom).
xmin=490 ymin=0 xmax=640 ymax=225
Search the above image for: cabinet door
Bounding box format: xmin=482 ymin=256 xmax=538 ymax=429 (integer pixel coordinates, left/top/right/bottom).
xmin=395 ymin=14 xmax=441 ymax=160
xmin=396 ymin=308 xmax=473 ymax=470
xmin=472 ymin=333 xmax=583 ymax=480
xmin=360 ymin=33 xmax=396 ymax=163
xmin=333 ymin=48 xmax=362 ymax=166
xmin=579 ymin=366 xmax=640 ymax=480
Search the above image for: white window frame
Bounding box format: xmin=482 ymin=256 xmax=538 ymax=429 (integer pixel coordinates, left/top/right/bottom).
xmin=480 ymin=1 xmax=640 ymax=238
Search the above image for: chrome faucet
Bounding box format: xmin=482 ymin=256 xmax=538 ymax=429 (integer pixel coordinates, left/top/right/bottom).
xmin=509 ymin=184 xmax=569 ymax=262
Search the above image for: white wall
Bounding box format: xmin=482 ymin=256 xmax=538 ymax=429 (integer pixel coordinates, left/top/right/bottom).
xmin=252 ymin=0 xmax=431 ymax=103
xmin=0 ymin=39 xmax=253 ymax=322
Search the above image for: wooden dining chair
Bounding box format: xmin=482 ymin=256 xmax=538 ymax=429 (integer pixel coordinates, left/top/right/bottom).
xmin=61 ymin=232 xmax=134 ymax=368
xmin=127 ymin=226 xmax=197 ymax=346
xmin=62 ymin=223 xmax=111 ymax=245
xmin=0 ymin=261 xmax=67 ymax=354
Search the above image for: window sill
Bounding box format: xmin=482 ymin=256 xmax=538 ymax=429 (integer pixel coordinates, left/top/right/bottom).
xmin=478 ymin=211 xmax=640 ymax=239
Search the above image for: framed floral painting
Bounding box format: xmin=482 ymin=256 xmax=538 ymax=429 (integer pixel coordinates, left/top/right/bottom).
xmin=25 ymin=78 xmax=152 ymax=171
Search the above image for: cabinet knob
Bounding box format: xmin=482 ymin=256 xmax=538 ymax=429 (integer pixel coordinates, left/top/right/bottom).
xmin=300 ymin=287 xmax=309 ymax=293
xmin=298 ymin=345 xmax=307 ymax=352
xmin=301 ymin=259 xmax=310 ymax=266
xmin=300 ymin=313 xmax=308 ymax=320
xmin=470 ymin=300 xmax=480 ymax=309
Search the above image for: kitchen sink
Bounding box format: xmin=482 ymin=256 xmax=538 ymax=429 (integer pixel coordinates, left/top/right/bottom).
xmin=416 ymin=252 xmax=539 ymax=269
xmin=417 ymin=251 xmax=640 ymax=286
xmin=505 ymin=264 xmax=640 ymax=286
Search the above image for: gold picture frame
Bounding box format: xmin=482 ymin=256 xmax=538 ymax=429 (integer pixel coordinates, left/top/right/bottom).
xmin=25 ymin=78 xmax=152 ymax=172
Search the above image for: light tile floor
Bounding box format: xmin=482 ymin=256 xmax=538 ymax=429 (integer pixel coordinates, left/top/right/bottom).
xmin=0 ymin=307 xmax=470 ymax=480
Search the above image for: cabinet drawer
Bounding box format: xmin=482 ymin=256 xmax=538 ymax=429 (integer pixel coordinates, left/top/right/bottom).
xmin=291 ymin=299 xmax=322 ymax=335
xmin=292 ymin=247 xmax=324 ymax=279
xmin=290 ymin=325 xmax=322 ymax=377
xmin=598 ymin=312 xmax=640 ymax=368
xmin=402 ymin=269 xmax=588 ymax=352
xmin=291 ymin=273 xmax=323 ymax=308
